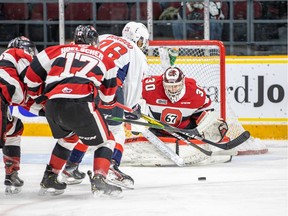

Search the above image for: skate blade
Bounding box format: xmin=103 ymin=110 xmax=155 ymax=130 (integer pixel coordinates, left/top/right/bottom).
xmin=38 ymin=187 xmax=65 ymax=196
xmin=106 ymin=178 xmax=134 ymax=190
xmin=61 ymin=177 xmax=83 ymax=185
xmin=92 ymin=189 xmax=123 ymax=199
xmin=5 ymin=186 xmax=22 ymax=195
xmin=107 ymin=172 xmax=134 ymax=190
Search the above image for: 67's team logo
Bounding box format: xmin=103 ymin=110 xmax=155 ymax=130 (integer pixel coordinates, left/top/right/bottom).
xmin=160 ymin=108 xmax=182 ymax=127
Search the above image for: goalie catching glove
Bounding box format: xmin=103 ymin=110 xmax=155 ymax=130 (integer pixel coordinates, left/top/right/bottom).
xmin=196 ymin=110 xmax=228 ymax=143
xmin=124 ymin=104 xmax=141 ymax=120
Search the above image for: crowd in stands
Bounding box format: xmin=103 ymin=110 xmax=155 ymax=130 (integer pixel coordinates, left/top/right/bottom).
xmin=0 ymin=1 xmax=287 ymax=54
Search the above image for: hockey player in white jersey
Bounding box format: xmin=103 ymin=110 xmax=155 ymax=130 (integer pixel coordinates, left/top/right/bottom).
xmin=62 ymin=22 xmax=149 ymax=189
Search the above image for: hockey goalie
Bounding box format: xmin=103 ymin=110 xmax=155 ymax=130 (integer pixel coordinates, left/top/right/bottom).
xmin=122 ymin=46 xmax=266 ymax=166
xmin=121 ymin=48 xmax=236 ymax=166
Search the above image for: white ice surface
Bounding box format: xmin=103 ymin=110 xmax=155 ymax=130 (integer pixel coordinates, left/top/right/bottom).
xmin=0 ymin=137 xmax=287 ymax=216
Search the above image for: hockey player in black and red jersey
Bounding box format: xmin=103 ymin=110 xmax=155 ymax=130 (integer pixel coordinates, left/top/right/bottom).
xmin=0 ymin=36 xmax=42 ymax=195
xmin=142 ymin=66 xmax=227 ymax=143
xmin=24 ymin=25 xmax=122 ymax=197
xmin=61 ymin=22 xmax=149 ymax=188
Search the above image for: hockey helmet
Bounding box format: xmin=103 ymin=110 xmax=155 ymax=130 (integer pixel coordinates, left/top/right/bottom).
xmin=162 ymin=66 xmax=185 ymax=103
xmin=73 ymin=25 xmax=99 ymax=47
xmin=7 ymin=36 xmax=38 ymax=56
xmin=122 ymin=21 xmax=149 ymax=51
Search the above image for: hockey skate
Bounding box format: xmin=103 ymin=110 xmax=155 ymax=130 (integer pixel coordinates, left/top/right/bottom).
xmin=87 ymin=171 xmax=122 ymax=198
xmin=106 ymin=160 xmax=134 ymax=189
xmin=39 ymin=165 xmax=67 ymax=196
xmin=4 ymin=171 xmax=24 ymax=195
xmin=61 ymin=161 xmax=86 ymax=185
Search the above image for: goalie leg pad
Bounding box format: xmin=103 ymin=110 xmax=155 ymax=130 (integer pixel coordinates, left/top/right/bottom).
xmin=196 ymin=111 xmax=228 ymax=143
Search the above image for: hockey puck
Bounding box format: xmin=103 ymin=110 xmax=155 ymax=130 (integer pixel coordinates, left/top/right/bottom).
xmin=198 ymin=177 xmax=206 ymax=181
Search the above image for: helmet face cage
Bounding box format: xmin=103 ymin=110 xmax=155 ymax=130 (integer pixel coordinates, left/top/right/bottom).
xmin=122 ymin=22 xmax=149 ymax=51
xmin=7 ymin=36 xmax=38 ymax=56
xmin=163 ymin=67 xmax=185 ymax=103
xmin=73 ymin=25 xmax=99 ymax=47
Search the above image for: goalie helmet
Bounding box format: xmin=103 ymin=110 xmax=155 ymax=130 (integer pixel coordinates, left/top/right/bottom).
xmin=7 ymin=36 xmax=38 ymax=56
xmin=162 ymin=66 xmax=185 ymax=103
xmin=122 ymin=21 xmax=149 ymax=51
xmin=73 ymin=25 xmax=99 ymax=47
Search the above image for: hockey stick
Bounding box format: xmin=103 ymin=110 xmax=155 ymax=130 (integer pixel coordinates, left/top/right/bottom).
xmin=141 ymin=128 xmax=185 ymax=166
xmin=108 ymin=115 xmax=236 ymax=157
xmin=106 ymin=115 xmax=236 ymax=156
xmin=108 ymin=103 xmax=250 ymax=151
xmin=105 ymin=115 xmax=185 ymax=166
xmin=106 ymin=116 xmax=165 ymax=129
xmin=159 ymin=129 xmax=237 ymax=156
xmin=142 ymin=128 xmax=234 ymax=164
xmin=112 ymin=103 xmax=248 ymax=156
xmin=138 ymin=113 xmax=250 ymax=151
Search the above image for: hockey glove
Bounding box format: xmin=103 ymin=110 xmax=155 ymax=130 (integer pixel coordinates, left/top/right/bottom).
xmin=196 ymin=110 xmax=228 ymax=143
xmin=124 ymin=104 xmax=141 ymax=120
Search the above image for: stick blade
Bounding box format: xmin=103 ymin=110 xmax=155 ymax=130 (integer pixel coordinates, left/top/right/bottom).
xmin=227 ymin=131 xmax=251 ymax=149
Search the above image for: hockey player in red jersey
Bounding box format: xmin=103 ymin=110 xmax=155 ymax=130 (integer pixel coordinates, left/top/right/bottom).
xmin=142 ymin=66 xmax=227 ymax=143
xmin=62 ymin=22 xmax=149 ymax=189
xmin=0 ymin=36 xmax=41 ymax=195
xmin=24 ymin=25 xmax=122 ymax=197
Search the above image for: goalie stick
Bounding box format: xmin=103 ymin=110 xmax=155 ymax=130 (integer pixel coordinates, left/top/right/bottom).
xmin=106 ymin=104 xmax=250 ymax=151
xmin=138 ymin=113 xmax=250 ymax=151
xmin=104 ymin=115 xmax=184 ymax=166
xmin=107 ymin=116 xmax=236 ymax=157
xmin=141 ymin=128 xmax=185 ymax=166
xmin=109 ymin=103 xmax=249 ymax=156
xmin=133 ymin=129 xmax=234 ymax=165
xmin=161 ymin=129 xmax=237 ymax=157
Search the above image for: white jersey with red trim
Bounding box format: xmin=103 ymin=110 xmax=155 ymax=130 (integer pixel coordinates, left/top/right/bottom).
xmin=24 ymin=44 xmax=118 ymax=104
xmin=142 ymin=75 xmax=212 ymax=129
xmin=99 ymin=34 xmax=149 ymax=108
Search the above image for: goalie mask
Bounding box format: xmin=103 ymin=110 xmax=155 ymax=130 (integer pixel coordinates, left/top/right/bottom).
xmin=122 ymin=22 xmax=149 ymax=51
xmin=73 ymin=25 xmax=99 ymax=47
xmin=162 ymin=67 xmax=185 ymax=103
xmin=7 ymin=36 xmax=38 ymax=56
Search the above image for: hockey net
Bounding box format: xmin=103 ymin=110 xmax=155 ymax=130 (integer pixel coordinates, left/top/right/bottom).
xmin=121 ymin=40 xmax=268 ymax=166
